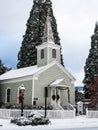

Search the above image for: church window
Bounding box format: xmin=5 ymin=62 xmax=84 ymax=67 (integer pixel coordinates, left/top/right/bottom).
xmin=6 ymin=88 xmax=11 ymax=103
xmin=52 ymin=49 xmax=56 ymax=58
xmin=41 ymin=49 xmax=44 ymax=59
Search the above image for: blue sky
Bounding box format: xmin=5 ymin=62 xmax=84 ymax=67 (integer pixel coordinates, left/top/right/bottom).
xmin=0 ymin=0 xmax=98 ymax=85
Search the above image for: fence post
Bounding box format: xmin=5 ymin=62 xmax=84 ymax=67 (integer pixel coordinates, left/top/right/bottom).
xmin=86 ymin=108 xmax=88 ymax=118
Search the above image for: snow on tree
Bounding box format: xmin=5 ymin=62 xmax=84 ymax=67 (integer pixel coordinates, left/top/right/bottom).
xmin=17 ymin=0 xmax=44 ymax=68
xmin=17 ymin=0 xmax=64 ymax=68
xmin=83 ymin=22 xmax=98 ymax=108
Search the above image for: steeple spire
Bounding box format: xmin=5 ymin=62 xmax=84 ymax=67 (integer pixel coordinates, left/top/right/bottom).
xmin=43 ymin=13 xmax=54 ymax=43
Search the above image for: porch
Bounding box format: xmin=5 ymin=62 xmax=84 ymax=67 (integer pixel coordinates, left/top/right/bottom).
xmin=48 ymin=79 xmax=71 ymax=110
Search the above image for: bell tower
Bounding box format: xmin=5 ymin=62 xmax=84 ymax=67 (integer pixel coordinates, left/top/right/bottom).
xmin=36 ymin=14 xmax=61 ymax=67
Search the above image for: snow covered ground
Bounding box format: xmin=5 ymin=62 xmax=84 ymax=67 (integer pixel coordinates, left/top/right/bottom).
xmin=0 ymin=116 xmax=98 ymax=130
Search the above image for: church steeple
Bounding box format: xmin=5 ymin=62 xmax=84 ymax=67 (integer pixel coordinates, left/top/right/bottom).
xmin=42 ymin=14 xmax=54 ymax=43
xmin=37 ymin=13 xmax=61 ymax=67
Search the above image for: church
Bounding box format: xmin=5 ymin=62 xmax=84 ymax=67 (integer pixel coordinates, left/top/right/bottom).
xmin=0 ymin=15 xmax=75 ymax=109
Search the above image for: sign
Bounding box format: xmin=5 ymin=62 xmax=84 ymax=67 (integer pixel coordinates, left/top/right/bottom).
xmin=34 ymin=98 xmax=38 ymax=100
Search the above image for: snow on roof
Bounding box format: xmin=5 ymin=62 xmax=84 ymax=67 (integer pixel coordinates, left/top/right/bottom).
xmin=50 ymin=79 xmax=64 ymax=86
xmin=0 ymin=61 xmax=75 ymax=82
xmin=0 ymin=65 xmax=44 ymax=80
xmin=50 ymin=78 xmax=70 ymax=88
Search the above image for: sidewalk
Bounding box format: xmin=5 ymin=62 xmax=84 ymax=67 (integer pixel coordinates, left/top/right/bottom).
xmin=50 ymin=115 xmax=98 ymax=129
xmin=0 ymin=115 xmax=98 ymax=130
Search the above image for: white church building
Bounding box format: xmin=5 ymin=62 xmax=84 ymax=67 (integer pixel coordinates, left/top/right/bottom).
xmin=0 ymin=15 xmax=75 ymax=110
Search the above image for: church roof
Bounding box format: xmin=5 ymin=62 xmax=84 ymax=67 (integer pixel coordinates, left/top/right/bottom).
xmin=50 ymin=78 xmax=70 ymax=89
xmin=50 ymin=78 xmax=64 ymax=86
xmin=0 ymin=61 xmax=76 ymax=82
xmin=0 ymin=65 xmax=44 ymax=80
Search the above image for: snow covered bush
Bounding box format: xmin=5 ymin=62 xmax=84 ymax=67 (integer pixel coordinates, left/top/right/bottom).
xmin=28 ymin=111 xmax=50 ymax=125
xmin=11 ymin=117 xmax=32 ymax=126
xmin=11 ymin=111 xmax=50 ymax=126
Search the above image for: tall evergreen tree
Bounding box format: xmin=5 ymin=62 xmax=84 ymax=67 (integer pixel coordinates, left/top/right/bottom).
xmin=17 ymin=0 xmax=64 ymax=68
xmin=84 ymin=85 xmax=91 ymax=99
xmin=17 ymin=0 xmax=44 ymax=68
xmin=83 ymin=23 xmax=98 ymax=108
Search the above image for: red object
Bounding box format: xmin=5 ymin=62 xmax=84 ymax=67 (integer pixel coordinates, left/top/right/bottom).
xmin=57 ymin=95 xmax=60 ymax=101
xmin=86 ymin=77 xmax=98 ymax=108
xmin=52 ymin=95 xmax=56 ymax=100
xmin=18 ymin=93 xmax=24 ymax=104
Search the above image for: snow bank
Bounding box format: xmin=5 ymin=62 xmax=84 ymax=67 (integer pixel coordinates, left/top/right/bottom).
xmin=0 ymin=116 xmax=98 ymax=130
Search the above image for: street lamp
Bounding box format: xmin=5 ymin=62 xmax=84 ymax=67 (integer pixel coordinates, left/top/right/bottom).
xmin=44 ymin=87 xmax=48 ymax=118
xmin=19 ymin=84 xmax=25 ymax=116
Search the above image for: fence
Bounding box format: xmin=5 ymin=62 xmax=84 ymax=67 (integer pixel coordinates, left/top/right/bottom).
xmin=0 ymin=109 xmax=75 ymax=119
xmin=86 ymin=108 xmax=98 ymax=118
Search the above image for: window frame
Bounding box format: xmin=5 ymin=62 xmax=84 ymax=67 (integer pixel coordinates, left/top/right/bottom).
xmin=52 ymin=49 xmax=56 ymax=58
xmin=41 ymin=49 xmax=44 ymax=59
xmin=6 ymin=88 xmax=11 ymax=103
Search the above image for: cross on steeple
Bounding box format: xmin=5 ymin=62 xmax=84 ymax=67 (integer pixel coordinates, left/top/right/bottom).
xmin=42 ymin=13 xmax=54 ymax=43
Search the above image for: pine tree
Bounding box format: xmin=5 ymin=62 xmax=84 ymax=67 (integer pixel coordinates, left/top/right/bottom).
xmin=75 ymin=90 xmax=84 ymax=103
xmin=17 ymin=0 xmax=64 ymax=68
xmin=84 ymin=85 xmax=91 ymax=99
xmin=83 ymin=23 xmax=98 ymax=108
xmin=0 ymin=60 xmax=10 ymax=75
xmin=17 ymin=0 xmax=45 ymax=68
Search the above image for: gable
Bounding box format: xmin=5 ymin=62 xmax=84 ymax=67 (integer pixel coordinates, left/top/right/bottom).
xmin=34 ymin=61 xmax=76 ymax=82
xmin=50 ymin=78 xmax=70 ymax=88
xmin=0 ymin=61 xmax=75 ymax=84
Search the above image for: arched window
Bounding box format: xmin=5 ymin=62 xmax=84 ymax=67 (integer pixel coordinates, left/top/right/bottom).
xmin=6 ymin=88 xmax=11 ymax=103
